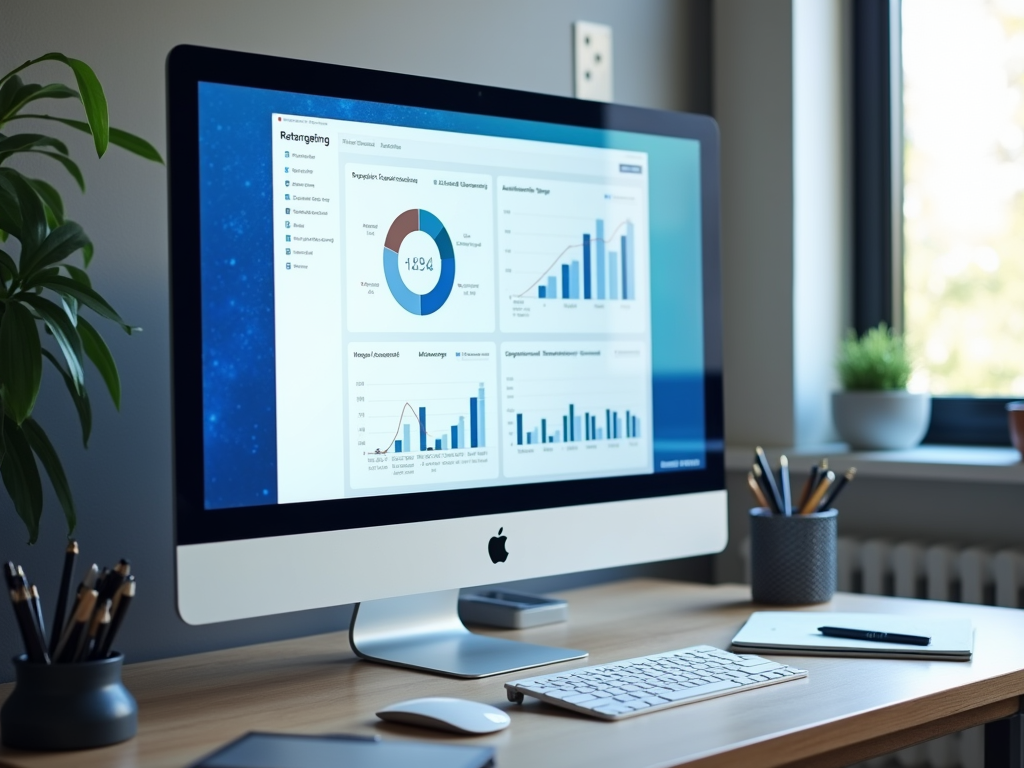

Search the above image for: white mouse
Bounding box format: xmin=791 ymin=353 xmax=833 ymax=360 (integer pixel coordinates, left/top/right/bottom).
xmin=376 ymin=697 xmax=511 ymax=735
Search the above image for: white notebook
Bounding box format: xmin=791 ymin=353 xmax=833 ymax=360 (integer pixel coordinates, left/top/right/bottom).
xmin=731 ymin=612 xmax=974 ymax=661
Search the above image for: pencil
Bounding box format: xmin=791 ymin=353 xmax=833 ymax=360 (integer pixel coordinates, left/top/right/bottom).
xmin=55 ymin=589 xmax=97 ymax=663
xmin=98 ymin=579 xmax=135 ymax=659
xmin=752 ymin=464 xmax=782 ymax=514
xmin=747 ymin=471 xmax=770 ymax=509
xmin=818 ymin=467 xmax=856 ymax=512
xmin=799 ymin=470 xmax=835 ymax=515
xmin=755 ymin=447 xmax=785 ymax=513
xmin=50 ymin=541 xmax=79 ymax=656
xmin=779 ymin=455 xmax=792 ymax=516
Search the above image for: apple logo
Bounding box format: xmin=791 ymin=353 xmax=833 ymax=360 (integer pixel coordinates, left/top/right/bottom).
xmin=488 ymin=527 xmax=509 ymax=564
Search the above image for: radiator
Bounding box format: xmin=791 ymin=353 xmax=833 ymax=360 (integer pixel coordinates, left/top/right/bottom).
xmin=742 ymin=536 xmax=1024 ymax=768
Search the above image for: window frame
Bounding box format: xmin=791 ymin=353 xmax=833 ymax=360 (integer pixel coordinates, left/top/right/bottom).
xmin=854 ymin=0 xmax=1015 ymax=447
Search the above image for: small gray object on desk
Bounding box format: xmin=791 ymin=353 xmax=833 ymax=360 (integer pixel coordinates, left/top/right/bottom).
xmin=0 ymin=652 xmax=137 ymax=750
xmin=749 ymin=508 xmax=837 ymax=605
xmin=458 ymin=590 xmax=568 ymax=629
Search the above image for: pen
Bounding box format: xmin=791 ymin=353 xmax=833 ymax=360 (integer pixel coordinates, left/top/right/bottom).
xmin=799 ymin=470 xmax=834 ymax=515
xmin=747 ymin=471 xmax=770 ymax=509
xmin=97 ymin=579 xmax=135 ymax=659
xmin=755 ymin=447 xmax=785 ymax=514
xmin=779 ymin=455 xmax=792 ymax=516
xmin=78 ymin=599 xmax=112 ymax=662
xmin=797 ymin=464 xmax=820 ymax=511
xmin=27 ymin=585 xmax=46 ymax=644
xmin=817 ymin=467 xmax=856 ymax=512
xmin=752 ymin=464 xmax=782 ymax=515
xmin=818 ymin=626 xmax=930 ymax=646
xmin=10 ymin=586 xmax=50 ymax=664
xmin=50 ymin=540 xmax=79 ymax=656
xmin=55 ymin=589 xmax=97 ymax=663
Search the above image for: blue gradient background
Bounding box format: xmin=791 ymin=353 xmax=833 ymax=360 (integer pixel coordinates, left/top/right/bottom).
xmin=198 ymin=82 xmax=705 ymax=510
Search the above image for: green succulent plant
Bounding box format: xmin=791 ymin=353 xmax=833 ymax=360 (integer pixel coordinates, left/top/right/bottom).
xmin=0 ymin=53 xmax=162 ymax=543
xmin=837 ymin=323 xmax=912 ymax=391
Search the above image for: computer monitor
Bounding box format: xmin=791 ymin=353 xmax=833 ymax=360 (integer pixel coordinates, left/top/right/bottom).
xmin=167 ymin=45 xmax=726 ymax=678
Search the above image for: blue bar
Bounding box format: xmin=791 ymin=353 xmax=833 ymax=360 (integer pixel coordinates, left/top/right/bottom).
xmin=553 ymin=430 xmax=561 ymax=443
xmin=617 ymin=415 xmax=623 ymax=440
xmin=470 ymin=397 xmax=479 ymax=448
xmin=621 ymin=234 xmax=629 ymax=300
xmin=569 ymin=260 xmax=580 ymax=300
xmin=547 ymin=276 xmax=557 ymax=299
xmin=478 ymin=385 xmax=486 ymax=448
xmin=612 ymin=411 xmax=618 ymax=439
xmin=453 ymin=424 xmax=460 ymax=449
xmin=606 ymin=409 xmax=611 ymax=439
xmin=538 ymin=285 xmax=546 ymax=298
xmin=583 ymin=234 xmax=592 ymax=299
xmin=441 ymin=434 xmax=448 ymax=450
xmin=526 ymin=432 xmax=532 ymax=445
xmin=626 ymin=410 xmax=631 ymax=438
xmin=435 ymin=438 xmax=442 ymax=450
xmin=569 ymin=404 xmax=575 ymax=441
xmin=541 ymin=418 xmax=547 ymax=443
xmin=532 ymin=428 xmax=539 ymax=444
xmin=561 ymin=264 xmax=570 ymax=299
xmin=632 ymin=416 xmax=638 ymax=438
xmin=596 ymin=219 xmax=606 ymax=300
xmin=626 ymin=221 xmax=635 ymax=302
xmin=458 ymin=416 xmax=465 ymax=450
xmin=591 ymin=415 xmax=597 ymax=441
xmin=609 ymin=251 xmax=619 ymax=300
xmin=563 ymin=415 xmax=568 ymax=442
xmin=419 ymin=406 xmax=427 ymax=451
xmin=403 ymin=423 xmax=411 ymax=455
xmin=395 ymin=440 xmax=402 ymax=453
xmin=596 ymin=428 xmax=603 ymax=440
xmin=585 ymin=413 xmax=590 ymax=441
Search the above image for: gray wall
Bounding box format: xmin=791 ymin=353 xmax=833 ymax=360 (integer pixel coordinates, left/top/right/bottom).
xmin=0 ymin=0 xmax=713 ymax=681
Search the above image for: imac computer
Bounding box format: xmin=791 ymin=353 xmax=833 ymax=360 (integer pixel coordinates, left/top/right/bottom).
xmin=167 ymin=45 xmax=726 ymax=678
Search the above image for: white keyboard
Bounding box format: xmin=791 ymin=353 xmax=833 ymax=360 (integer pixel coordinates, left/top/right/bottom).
xmin=504 ymin=644 xmax=806 ymax=720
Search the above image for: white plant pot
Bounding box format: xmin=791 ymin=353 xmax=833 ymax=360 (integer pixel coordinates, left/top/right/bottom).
xmin=831 ymin=391 xmax=932 ymax=450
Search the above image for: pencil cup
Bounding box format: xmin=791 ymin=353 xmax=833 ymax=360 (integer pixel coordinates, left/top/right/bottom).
xmin=749 ymin=508 xmax=837 ymax=605
xmin=0 ymin=652 xmax=137 ymax=750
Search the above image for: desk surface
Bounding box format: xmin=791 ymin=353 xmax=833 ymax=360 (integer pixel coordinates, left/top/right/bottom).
xmin=3 ymin=578 xmax=1024 ymax=768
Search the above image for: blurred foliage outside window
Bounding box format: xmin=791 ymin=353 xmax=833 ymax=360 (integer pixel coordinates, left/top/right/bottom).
xmin=903 ymin=0 xmax=1024 ymax=396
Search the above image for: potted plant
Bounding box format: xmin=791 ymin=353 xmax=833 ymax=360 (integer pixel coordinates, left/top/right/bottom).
xmin=832 ymin=323 xmax=931 ymax=450
xmin=0 ymin=53 xmax=162 ymax=543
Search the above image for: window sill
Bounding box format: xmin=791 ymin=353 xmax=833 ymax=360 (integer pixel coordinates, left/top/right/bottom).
xmin=725 ymin=444 xmax=1024 ymax=485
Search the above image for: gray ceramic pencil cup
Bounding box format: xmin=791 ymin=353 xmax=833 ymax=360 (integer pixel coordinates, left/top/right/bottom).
xmin=0 ymin=652 xmax=137 ymax=750
xmin=749 ymin=508 xmax=837 ymax=605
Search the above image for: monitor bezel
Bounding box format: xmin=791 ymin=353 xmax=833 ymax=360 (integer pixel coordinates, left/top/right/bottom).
xmin=167 ymin=44 xmax=724 ymax=548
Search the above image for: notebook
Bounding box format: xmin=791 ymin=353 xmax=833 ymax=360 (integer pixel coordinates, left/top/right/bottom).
xmin=189 ymin=733 xmax=495 ymax=768
xmin=731 ymin=612 xmax=974 ymax=661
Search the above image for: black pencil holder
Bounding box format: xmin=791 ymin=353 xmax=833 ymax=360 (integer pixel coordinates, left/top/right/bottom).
xmin=0 ymin=652 xmax=137 ymax=750
xmin=749 ymin=508 xmax=837 ymax=605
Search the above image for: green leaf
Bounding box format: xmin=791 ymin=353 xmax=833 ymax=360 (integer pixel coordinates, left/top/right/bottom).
xmin=2 ymin=54 xmax=109 ymax=157
xmin=1 ymin=83 xmax=78 ymax=122
xmin=0 ymin=168 xmax=46 ymax=257
xmin=0 ymin=300 xmax=43 ymax=424
xmin=21 ymin=221 xmax=89 ymax=279
xmin=26 ymin=178 xmax=63 ymax=226
xmin=0 ymin=133 xmax=70 ymax=158
xmin=25 ymin=273 xmax=131 ymax=333
xmin=42 ymin=348 xmax=90 ymax=447
xmin=64 ymin=264 xmax=91 ymax=288
xmin=78 ymin=315 xmax=119 ymax=409
xmin=18 ymin=293 xmax=84 ymax=395
xmin=22 ymin=417 xmax=75 ymax=536
xmin=5 ymin=115 xmax=163 ymax=163
xmin=0 ymin=247 xmax=16 ymax=283
xmin=0 ymin=76 xmax=23 ymax=121
xmin=0 ymin=416 xmax=43 ymax=544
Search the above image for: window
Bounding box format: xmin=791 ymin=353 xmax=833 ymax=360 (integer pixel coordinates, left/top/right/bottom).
xmin=855 ymin=0 xmax=1020 ymax=445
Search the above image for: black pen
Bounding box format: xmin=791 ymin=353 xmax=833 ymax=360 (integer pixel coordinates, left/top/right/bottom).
xmin=755 ymin=447 xmax=784 ymax=513
xmin=752 ymin=464 xmax=782 ymax=515
xmin=818 ymin=626 xmax=930 ymax=646
xmin=50 ymin=541 xmax=79 ymax=656
xmin=10 ymin=586 xmax=50 ymax=663
xmin=817 ymin=467 xmax=857 ymax=512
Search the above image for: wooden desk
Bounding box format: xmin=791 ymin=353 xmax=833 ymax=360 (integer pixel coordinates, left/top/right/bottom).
xmin=3 ymin=578 xmax=1024 ymax=768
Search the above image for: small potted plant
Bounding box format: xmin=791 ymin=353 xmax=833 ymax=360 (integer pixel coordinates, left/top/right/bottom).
xmin=832 ymin=323 xmax=931 ymax=450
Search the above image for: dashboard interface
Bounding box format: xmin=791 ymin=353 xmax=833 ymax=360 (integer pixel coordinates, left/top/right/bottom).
xmin=197 ymin=83 xmax=709 ymax=511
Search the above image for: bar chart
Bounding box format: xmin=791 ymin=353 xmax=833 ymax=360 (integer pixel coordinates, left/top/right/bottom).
xmin=498 ymin=177 xmax=650 ymax=335
xmin=501 ymin=341 xmax=651 ymax=478
xmin=348 ymin=342 xmax=499 ymax=490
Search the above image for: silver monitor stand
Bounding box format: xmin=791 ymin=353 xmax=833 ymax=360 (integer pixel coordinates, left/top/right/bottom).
xmin=349 ymin=589 xmax=587 ymax=678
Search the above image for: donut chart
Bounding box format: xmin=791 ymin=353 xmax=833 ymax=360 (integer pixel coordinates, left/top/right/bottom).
xmin=382 ymin=208 xmax=455 ymax=316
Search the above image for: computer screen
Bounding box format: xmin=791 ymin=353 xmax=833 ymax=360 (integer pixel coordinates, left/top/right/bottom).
xmin=168 ymin=47 xmax=725 ymax=654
